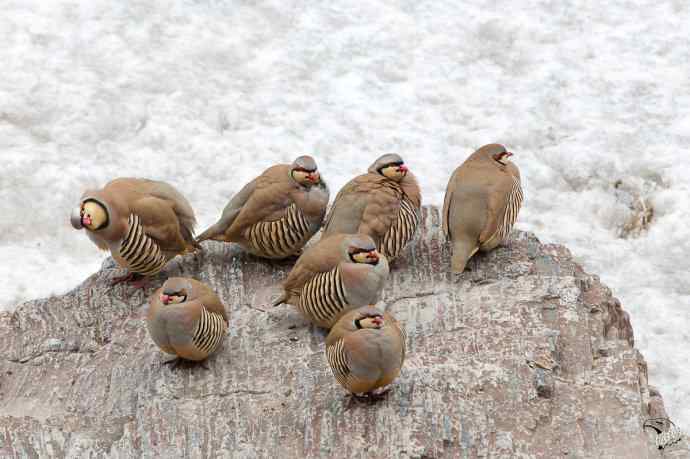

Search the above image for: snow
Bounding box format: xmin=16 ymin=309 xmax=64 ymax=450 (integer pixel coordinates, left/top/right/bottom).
xmin=1 ymin=0 xmax=688 ymax=427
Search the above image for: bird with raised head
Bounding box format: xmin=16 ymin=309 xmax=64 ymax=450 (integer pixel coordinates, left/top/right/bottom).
xmin=442 ymin=144 xmax=523 ymax=272
xmin=70 ymin=178 xmax=199 ymax=287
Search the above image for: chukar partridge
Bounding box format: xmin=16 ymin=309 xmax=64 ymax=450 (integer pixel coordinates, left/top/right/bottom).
xmin=273 ymin=234 xmax=389 ymax=328
xmin=322 ymin=154 xmax=421 ymax=261
xmin=196 ymin=155 xmax=329 ymax=259
xmin=326 ymin=306 xmax=406 ymax=396
xmin=147 ymin=277 xmax=228 ymax=363
xmin=442 ymin=144 xmax=523 ymax=272
xmin=70 ymin=178 xmax=199 ymax=286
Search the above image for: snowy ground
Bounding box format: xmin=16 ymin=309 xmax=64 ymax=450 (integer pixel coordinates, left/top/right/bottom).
xmin=1 ymin=0 xmax=688 ymax=428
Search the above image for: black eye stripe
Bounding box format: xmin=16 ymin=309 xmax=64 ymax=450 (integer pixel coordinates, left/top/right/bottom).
xmin=80 ymin=199 xmax=110 ymax=229
xmin=357 ymin=314 xmax=384 ymax=322
xmin=378 ymin=162 xmax=403 ymax=173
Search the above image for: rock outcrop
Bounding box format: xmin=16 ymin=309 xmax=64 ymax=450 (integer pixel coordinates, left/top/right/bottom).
xmin=0 ymin=207 xmax=686 ymax=458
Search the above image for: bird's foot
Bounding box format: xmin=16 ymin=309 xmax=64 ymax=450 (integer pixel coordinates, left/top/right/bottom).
xmin=344 ymin=393 xmax=372 ymax=411
xmin=162 ymin=357 xmax=183 ymax=370
xmin=162 ymin=357 xmax=210 ymax=370
xmin=371 ymin=386 xmax=392 ymax=398
xmin=110 ymin=272 xmax=148 ymax=289
xmin=345 ymin=388 xmax=390 ymax=411
xmin=130 ymin=276 xmax=150 ymax=289
xmin=364 ymin=387 xmax=391 ymax=402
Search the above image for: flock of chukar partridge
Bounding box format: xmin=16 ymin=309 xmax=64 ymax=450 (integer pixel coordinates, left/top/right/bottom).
xmin=70 ymin=143 xmax=522 ymax=398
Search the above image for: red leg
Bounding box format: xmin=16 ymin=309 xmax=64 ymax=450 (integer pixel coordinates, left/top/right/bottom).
xmin=130 ymin=276 xmax=150 ymax=290
xmin=110 ymin=272 xmax=148 ymax=289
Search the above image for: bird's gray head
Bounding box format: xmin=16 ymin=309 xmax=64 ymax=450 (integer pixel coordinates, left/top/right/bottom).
xmin=368 ymin=153 xmax=408 ymax=182
xmin=70 ymin=198 xmax=110 ymax=231
xmin=344 ymin=234 xmax=380 ymax=265
xmin=290 ymin=155 xmax=321 ymax=186
xmin=477 ymin=144 xmax=513 ymax=166
xmin=159 ymin=278 xmax=194 ymax=305
xmin=352 ymin=306 xmax=385 ymax=329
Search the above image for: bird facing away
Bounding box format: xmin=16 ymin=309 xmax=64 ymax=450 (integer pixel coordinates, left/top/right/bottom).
xmin=70 ymin=178 xmax=199 ymax=286
xmin=442 ymin=144 xmax=524 ymax=273
xmin=196 ymin=155 xmax=329 ymax=259
xmin=326 ymin=306 xmax=406 ymax=396
xmin=273 ymin=233 xmax=390 ymax=329
xmin=322 ymin=154 xmax=421 ymax=261
xmin=147 ymin=277 xmax=229 ymax=363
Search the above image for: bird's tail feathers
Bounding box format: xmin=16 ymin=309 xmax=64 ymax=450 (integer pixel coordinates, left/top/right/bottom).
xmin=451 ymin=238 xmax=479 ymax=273
xmin=272 ymin=292 xmax=288 ymax=307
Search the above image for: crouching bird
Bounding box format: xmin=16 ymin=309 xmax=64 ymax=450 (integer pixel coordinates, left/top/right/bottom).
xmin=322 ymin=154 xmax=421 ymax=262
xmin=442 ymin=144 xmax=523 ymax=273
xmin=70 ymin=178 xmax=200 ymax=287
xmin=326 ymin=306 xmax=406 ymax=398
xmin=147 ymin=277 xmax=229 ymax=366
xmin=273 ymin=234 xmax=389 ymax=328
xmin=196 ymin=155 xmax=329 ymax=259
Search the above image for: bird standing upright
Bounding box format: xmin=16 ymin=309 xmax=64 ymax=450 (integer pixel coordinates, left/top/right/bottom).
xmin=273 ymin=234 xmax=389 ymax=329
xmin=196 ymin=155 xmax=329 ymax=259
xmin=325 ymin=306 xmax=406 ymax=396
xmin=147 ymin=277 xmax=229 ymax=364
xmin=70 ymin=178 xmax=199 ymax=287
xmin=322 ymin=154 xmax=421 ymax=261
xmin=442 ymin=144 xmax=524 ymax=272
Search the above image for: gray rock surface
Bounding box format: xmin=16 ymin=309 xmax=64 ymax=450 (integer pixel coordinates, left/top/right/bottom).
xmin=0 ymin=206 xmax=686 ymax=458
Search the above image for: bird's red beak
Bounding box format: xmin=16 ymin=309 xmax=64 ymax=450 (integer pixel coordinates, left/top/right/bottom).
xmin=160 ymin=294 xmax=171 ymax=305
xmin=82 ymin=215 xmax=92 ymax=226
xmin=307 ymin=172 xmax=319 ymax=183
xmin=504 ymin=152 xmax=514 ymax=158
xmin=372 ymin=316 xmax=384 ymax=327
xmin=367 ymin=250 xmax=379 ymax=262
xmin=398 ymin=164 xmax=409 ymax=173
